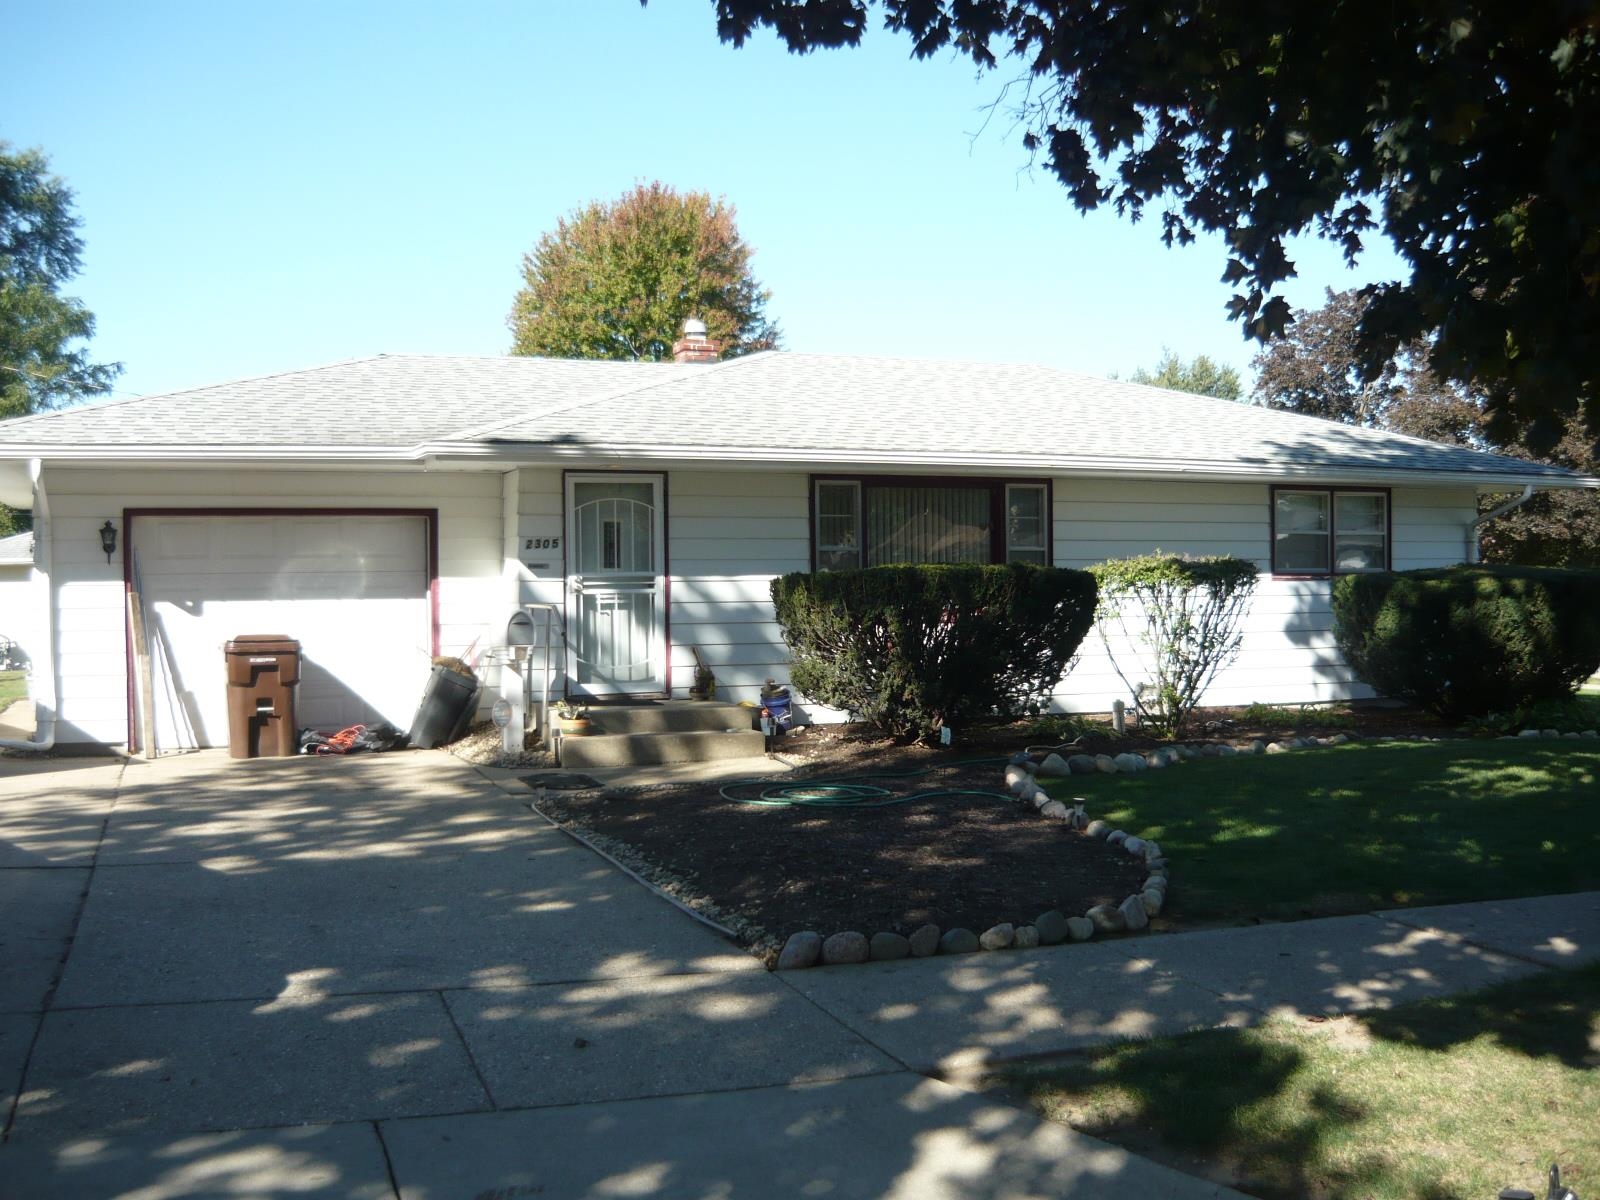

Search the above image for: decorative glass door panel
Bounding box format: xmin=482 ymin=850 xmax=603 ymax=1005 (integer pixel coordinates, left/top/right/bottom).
xmin=566 ymin=476 xmax=665 ymax=693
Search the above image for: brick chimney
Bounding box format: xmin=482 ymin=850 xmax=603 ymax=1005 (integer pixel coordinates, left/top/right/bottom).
xmin=672 ymin=317 xmax=721 ymax=363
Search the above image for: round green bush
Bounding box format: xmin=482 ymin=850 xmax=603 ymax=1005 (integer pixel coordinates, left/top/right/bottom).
xmin=1332 ymin=565 xmax=1600 ymax=720
xmin=771 ymin=563 xmax=1097 ymax=739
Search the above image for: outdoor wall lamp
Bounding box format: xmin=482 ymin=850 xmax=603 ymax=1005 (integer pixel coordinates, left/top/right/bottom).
xmin=100 ymin=520 xmax=117 ymax=564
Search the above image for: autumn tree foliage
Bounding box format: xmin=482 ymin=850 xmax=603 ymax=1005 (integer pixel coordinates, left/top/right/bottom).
xmin=509 ymin=182 xmax=780 ymax=362
xmin=678 ymin=1 xmax=1600 ymax=452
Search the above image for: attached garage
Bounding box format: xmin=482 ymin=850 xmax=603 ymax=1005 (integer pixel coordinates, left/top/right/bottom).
xmin=129 ymin=510 xmax=437 ymax=750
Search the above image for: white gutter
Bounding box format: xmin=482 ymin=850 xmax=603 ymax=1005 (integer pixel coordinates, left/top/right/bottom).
xmin=1 ymin=459 xmax=56 ymax=751
xmin=3 ymin=441 xmax=1592 ymax=493
xmin=1469 ymin=484 xmax=1538 ymax=563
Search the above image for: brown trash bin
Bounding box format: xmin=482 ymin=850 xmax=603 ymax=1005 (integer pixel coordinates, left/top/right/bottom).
xmin=224 ymin=635 xmax=301 ymax=758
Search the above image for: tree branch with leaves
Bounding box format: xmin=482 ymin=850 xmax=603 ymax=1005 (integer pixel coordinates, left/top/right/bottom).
xmin=509 ymin=181 xmax=780 ymax=362
xmin=669 ymin=0 xmax=1600 ymax=452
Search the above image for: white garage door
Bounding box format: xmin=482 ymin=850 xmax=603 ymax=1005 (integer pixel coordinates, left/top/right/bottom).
xmin=134 ymin=514 xmax=433 ymax=750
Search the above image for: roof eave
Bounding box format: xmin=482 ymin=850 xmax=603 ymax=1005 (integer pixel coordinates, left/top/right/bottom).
xmin=416 ymin=441 xmax=1596 ymax=490
xmin=2 ymin=440 xmax=1590 ymax=492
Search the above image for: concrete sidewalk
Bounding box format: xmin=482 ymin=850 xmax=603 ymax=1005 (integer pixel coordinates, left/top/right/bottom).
xmin=0 ymin=749 xmax=1594 ymax=1199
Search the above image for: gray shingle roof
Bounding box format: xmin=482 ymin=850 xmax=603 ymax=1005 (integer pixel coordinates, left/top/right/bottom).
xmin=467 ymin=351 xmax=1585 ymax=484
xmin=0 ymin=350 xmax=1587 ymax=486
xmin=0 ymin=531 xmax=32 ymax=565
xmin=0 ymin=355 xmax=673 ymax=448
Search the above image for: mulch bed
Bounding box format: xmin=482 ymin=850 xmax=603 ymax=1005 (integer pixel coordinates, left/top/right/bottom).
xmin=535 ymin=757 xmax=1149 ymax=957
xmin=532 ymin=701 xmax=1448 ymax=962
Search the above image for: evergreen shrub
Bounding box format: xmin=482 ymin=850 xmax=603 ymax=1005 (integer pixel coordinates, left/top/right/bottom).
xmin=770 ymin=564 xmax=1097 ymax=739
xmin=1332 ymin=565 xmax=1600 ymax=720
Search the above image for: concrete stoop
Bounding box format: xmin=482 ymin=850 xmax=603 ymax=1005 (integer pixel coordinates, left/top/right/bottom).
xmin=558 ymin=701 xmax=766 ymax=769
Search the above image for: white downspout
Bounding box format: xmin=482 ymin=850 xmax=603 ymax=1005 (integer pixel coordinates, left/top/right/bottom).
xmin=1469 ymin=484 xmax=1536 ymax=563
xmin=1 ymin=459 xmax=57 ymax=751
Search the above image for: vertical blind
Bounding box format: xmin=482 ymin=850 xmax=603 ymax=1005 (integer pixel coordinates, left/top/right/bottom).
xmin=867 ymin=486 xmax=989 ymax=565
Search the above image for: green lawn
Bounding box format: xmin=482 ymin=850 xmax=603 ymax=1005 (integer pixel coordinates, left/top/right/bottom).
xmin=0 ymin=670 xmax=25 ymax=710
xmin=1043 ymin=741 xmax=1600 ymax=922
xmin=1004 ymin=964 xmax=1600 ymax=1200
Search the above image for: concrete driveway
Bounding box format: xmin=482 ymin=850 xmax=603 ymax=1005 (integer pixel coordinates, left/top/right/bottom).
xmin=0 ymin=750 xmax=1236 ymax=1199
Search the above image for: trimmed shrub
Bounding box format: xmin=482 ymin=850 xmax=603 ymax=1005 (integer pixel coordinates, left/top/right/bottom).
xmin=1090 ymin=553 xmax=1260 ymax=737
xmin=770 ymin=564 xmax=1097 ymax=739
xmin=1332 ymin=565 xmax=1600 ymax=720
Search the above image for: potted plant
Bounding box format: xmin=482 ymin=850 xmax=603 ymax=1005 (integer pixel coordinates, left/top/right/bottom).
xmin=555 ymin=701 xmax=591 ymax=736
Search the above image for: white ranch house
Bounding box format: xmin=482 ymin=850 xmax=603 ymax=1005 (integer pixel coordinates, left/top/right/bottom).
xmin=0 ymin=339 xmax=1590 ymax=752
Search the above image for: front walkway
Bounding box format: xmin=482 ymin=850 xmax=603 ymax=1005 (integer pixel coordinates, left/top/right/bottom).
xmin=0 ymin=750 xmax=1593 ymax=1199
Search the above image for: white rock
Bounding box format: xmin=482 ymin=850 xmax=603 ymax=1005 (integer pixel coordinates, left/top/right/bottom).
xmin=1005 ymin=766 xmax=1031 ymax=793
xmin=1123 ymin=835 xmax=1147 ymax=857
xmin=1144 ymin=752 xmax=1167 ymax=769
xmin=979 ymin=923 xmax=1015 ymax=951
xmin=1039 ymin=753 xmax=1071 ymax=777
xmin=1040 ymin=799 xmax=1070 ymax=819
xmin=1107 ymin=829 xmax=1129 ymax=846
xmin=1142 ymin=840 xmax=1162 ymax=861
xmin=1217 ymin=744 xmax=1237 ymax=757
xmin=1248 ymin=740 xmax=1266 ymax=754
xmin=1266 ymin=741 xmax=1288 ymax=754
xmin=1582 ymin=730 xmax=1599 ymax=739
xmin=1113 ymin=752 xmax=1147 ymax=772
xmin=1094 ymin=754 xmax=1119 ymax=773
xmin=1141 ymin=889 xmax=1165 ymax=916
xmin=1117 ymin=894 xmax=1149 ymax=930
xmin=1013 ymin=925 xmax=1041 ymax=949
xmin=1087 ymin=904 xmax=1127 ymax=934
xmin=1065 ymin=916 xmax=1095 ymax=941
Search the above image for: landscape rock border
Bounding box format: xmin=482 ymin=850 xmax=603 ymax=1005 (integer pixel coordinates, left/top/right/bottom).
xmin=773 ymin=724 xmax=1600 ymax=971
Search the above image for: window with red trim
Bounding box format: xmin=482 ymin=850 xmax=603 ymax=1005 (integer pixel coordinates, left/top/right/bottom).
xmin=1272 ymin=488 xmax=1389 ymax=575
xmin=813 ymin=478 xmax=1049 ymax=569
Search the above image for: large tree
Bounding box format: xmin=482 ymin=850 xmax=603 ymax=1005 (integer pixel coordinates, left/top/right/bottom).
xmin=675 ymin=1 xmax=1600 ymax=453
xmin=1252 ymin=288 xmax=1482 ymax=444
xmin=509 ymin=182 xmax=780 ymax=362
xmin=1126 ymin=349 xmax=1241 ymax=400
xmin=1 ymin=143 xmax=120 ymax=420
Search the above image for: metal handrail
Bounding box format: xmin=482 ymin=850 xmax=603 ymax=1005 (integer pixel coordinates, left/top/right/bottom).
xmin=518 ymin=603 xmax=567 ymax=752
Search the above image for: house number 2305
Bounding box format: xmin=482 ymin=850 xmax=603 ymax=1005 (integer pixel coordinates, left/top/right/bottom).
xmin=524 ymin=537 xmax=560 ymax=550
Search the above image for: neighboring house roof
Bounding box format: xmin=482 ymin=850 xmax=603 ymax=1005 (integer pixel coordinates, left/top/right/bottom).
xmin=0 ymin=531 xmax=32 ymax=566
xmin=0 ymin=351 xmax=1591 ymax=490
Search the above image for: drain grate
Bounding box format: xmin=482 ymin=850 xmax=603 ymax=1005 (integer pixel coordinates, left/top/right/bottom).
xmin=520 ymin=771 xmax=606 ymax=791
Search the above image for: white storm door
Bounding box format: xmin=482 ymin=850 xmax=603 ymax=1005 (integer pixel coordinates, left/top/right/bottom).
xmin=565 ymin=475 xmax=666 ymax=695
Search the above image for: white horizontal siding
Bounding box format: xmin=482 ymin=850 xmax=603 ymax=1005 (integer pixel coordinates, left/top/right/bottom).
xmin=666 ymin=469 xmax=807 ymax=704
xmin=42 ymin=465 xmax=505 ymax=746
xmin=1391 ymin=486 xmax=1474 ymax=570
xmin=513 ymin=468 xmax=1478 ymax=727
xmin=1049 ymin=480 xmax=1475 ymax=713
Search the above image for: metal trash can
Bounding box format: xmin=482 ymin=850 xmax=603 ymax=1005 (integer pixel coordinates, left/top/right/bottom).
xmin=224 ymin=635 xmax=301 ymax=759
xmin=408 ymin=662 xmax=481 ymax=749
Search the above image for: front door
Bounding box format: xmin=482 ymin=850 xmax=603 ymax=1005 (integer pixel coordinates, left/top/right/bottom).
xmin=565 ymin=474 xmax=666 ymax=696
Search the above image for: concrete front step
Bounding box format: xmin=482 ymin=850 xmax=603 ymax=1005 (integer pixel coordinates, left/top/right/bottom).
xmin=558 ymin=727 xmax=768 ymax=769
xmin=581 ymin=701 xmax=753 ymax=736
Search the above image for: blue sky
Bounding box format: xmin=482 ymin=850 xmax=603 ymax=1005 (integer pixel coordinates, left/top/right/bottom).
xmin=7 ymin=0 xmax=1409 ymax=402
